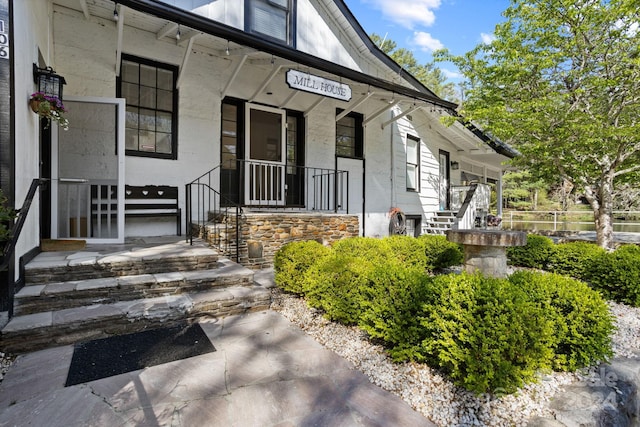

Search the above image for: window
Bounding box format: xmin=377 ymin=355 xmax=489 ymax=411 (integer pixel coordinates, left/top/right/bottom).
xmin=336 ymin=111 xmax=363 ymax=158
xmin=118 ymin=55 xmax=178 ymax=159
xmin=406 ymin=135 xmax=420 ymax=191
xmin=246 ymin=0 xmax=295 ymax=46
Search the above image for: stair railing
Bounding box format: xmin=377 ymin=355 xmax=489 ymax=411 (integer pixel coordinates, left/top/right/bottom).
xmin=1 ymin=178 xmax=48 ymax=313
xmin=453 ymin=183 xmax=491 ymax=230
xmin=186 ymin=165 xmax=242 ymax=262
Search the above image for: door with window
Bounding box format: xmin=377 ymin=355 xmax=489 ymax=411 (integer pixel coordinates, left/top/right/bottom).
xmin=244 ymin=104 xmax=286 ymax=206
xmin=52 ymin=97 xmax=125 ymax=243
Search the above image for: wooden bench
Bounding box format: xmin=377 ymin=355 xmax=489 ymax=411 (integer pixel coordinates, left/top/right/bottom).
xmin=91 ymin=185 xmax=181 ymax=236
xmin=125 ymin=185 xmax=181 ymax=236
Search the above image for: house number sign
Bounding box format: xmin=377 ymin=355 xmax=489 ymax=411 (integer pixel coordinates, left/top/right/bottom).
xmin=0 ymin=20 xmax=8 ymax=60
xmin=286 ymin=69 xmax=352 ymax=102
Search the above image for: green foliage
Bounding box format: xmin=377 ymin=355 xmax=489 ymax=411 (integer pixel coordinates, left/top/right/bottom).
xmin=436 ymin=0 xmax=640 ymax=249
xmin=509 ymin=271 xmax=614 ymax=371
xmin=585 ymin=245 xmax=640 ymax=307
xmin=384 ymin=235 xmax=429 ymax=270
xmin=358 ymin=264 xmax=435 ymax=361
xmin=506 ymin=234 xmax=555 ymax=269
xmin=547 ymin=241 xmax=606 ymax=280
xmin=273 ymin=240 xmax=330 ymax=294
xmin=421 ymin=273 xmax=555 ymax=394
xmin=502 ymin=170 xmax=548 ymax=210
xmin=419 ymin=234 xmax=464 ymax=270
xmin=0 ymin=190 xmax=15 ymax=243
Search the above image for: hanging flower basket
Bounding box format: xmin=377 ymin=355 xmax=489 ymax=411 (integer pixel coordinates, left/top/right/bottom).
xmin=29 ymin=92 xmax=69 ymax=130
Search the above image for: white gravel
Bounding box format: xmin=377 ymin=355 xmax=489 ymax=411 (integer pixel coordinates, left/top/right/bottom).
xmin=270 ymin=289 xmax=640 ymax=427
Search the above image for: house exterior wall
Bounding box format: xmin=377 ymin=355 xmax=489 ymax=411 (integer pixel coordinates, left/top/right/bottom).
xmin=11 ymin=0 xmax=53 ymax=270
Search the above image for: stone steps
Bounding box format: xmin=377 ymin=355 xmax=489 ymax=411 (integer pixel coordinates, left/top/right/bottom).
xmin=14 ymin=259 xmax=253 ymax=316
xmin=1 ymin=239 xmax=273 ymax=354
xmin=1 ymin=285 xmax=271 ymax=354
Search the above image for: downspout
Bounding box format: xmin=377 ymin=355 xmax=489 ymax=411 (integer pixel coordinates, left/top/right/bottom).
xmin=389 ymin=114 xmax=396 ymax=209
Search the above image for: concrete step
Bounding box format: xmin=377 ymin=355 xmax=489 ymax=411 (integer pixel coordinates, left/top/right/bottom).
xmin=14 ymin=259 xmax=253 ymax=316
xmin=24 ymin=243 xmax=219 ymax=284
xmin=2 ymin=285 xmax=271 ymax=354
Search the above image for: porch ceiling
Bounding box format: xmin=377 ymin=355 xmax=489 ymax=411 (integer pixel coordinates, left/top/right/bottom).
xmin=54 ymin=0 xmax=509 ymax=167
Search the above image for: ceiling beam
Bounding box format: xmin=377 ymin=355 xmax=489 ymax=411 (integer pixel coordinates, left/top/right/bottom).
xmin=115 ymin=5 xmax=125 ymax=77
xmin=279 ymin=90 xmax=298 ymax=109
xmin=177 ymin=30 xmax=201 ymax=46
xmin=78 ymin=0 xmax=90 ymax=19
xmin=336 ymin=92 xmax=375 ymax=122
xmin=156 ymin=22 xmax=178 ymax=39
xmin=176 ymin=36 xmax=195 ymax=89
xmin=221 ymin=54 xmax=248 ymax=98
xmin=249 ymin=65 xmax=283 ymax=102
xmin=363 ymin=100 xmax=401 ymax=125
xmin=380 ymin=105 xmax=422 ymax=129
xmin=304 ymin=97 xmax=325 ymax=117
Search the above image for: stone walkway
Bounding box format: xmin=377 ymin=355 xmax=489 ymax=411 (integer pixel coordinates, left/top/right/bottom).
xmin=0 ymin=310 xmax=434 ymax=426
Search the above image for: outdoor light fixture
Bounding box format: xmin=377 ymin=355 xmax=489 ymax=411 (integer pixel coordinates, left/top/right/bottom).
xmin=33 ymin=64 xmax=66 ymax=100
xmin=113 ymin=3 xmax=119 ymax=21
xmin=225 ymin=41 xmax=230 ymax=55
xmin=176 ymin=25 xmax=181 ymax=40
xmin=450 ymin=161 xmax=460 ymax=170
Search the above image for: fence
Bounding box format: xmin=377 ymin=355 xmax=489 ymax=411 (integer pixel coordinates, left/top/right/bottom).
xmin=505 ymin=210 xmax=640 ymax=233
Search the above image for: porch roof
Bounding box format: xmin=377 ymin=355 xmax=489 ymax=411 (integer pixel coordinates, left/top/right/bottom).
xmin=55 ymin=0 xmax=516 ymax=163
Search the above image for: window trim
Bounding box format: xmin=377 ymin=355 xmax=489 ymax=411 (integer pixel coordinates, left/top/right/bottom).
xmin=245 ymin=0 xmax=296 ymax=47
xmin=406 ymin=134 xmax=420 ymax=192
xmin=335 ymin=110 xmax=364 ymax=160
xmin=117 ymin=54 xmax=179 ymax=160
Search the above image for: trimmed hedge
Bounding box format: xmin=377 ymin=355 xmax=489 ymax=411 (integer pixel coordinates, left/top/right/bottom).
xmin=273 ymin=235 xmax=616 ymax=394
xmin=547 ymin=241 xmax=606 ymax=280
xmin=586 ymin=245 xmax=640 ymax=307
xmin=506 ymin=234 xmax=555 ymax=269
xmin=274 ymin=240 xmax=330 ymax=294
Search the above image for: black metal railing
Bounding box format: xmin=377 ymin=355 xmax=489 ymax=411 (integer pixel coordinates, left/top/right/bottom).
xmin=186 ymin=165 xmax=242 ymax=262
xmin=236 ymin=160 xmax=349 ymax=212
xmin=1 ymin=178 xmax=48 ymax=313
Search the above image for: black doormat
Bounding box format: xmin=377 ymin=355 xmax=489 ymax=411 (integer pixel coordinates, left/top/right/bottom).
xmin=65 ymin=322 xmax=215 ymax=387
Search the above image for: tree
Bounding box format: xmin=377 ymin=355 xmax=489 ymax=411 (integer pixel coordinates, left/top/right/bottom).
xmin=371 ymin=34 xmax=458 ymax=102
xmin=437 ymin=0 xmax=640 ymax=249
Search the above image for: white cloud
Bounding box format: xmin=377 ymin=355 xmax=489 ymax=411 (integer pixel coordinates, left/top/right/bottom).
xmin=365 ymin=0 xmax=442 ymax=29
xmin=412 ymin=31 xmax=444 ymax=52
xmin=441 ymin=68 xmax=462 ymax=79
xmin=480 ymin=32 xmax=496 ymax=44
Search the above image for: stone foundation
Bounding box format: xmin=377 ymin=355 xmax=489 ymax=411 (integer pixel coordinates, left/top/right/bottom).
xmin=214 ymin=213 xmax=359 ymax=269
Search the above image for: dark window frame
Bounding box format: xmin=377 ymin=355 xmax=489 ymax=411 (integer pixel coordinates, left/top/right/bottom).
xmin=335 ymin=110 xmax=364 ymax=159
xmin=406 ymin=134 xmax=420 ymax=192
xmin=245 ymin=0 xmax=296 ymax=47
xmin=117 ymin=54 xmax=179 ymax=160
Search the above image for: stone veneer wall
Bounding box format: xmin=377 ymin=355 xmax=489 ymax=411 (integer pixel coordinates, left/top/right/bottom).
xmin=232 ymin=213 xmax=359 ymax=269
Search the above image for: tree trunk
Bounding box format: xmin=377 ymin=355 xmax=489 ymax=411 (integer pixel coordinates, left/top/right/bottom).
xmin=585 ymin=177 xmax=615 ymax=250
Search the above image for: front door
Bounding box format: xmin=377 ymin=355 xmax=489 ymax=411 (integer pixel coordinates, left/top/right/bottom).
xmin=244 ymin=103 xmax=286 ymax=206
xmin=52 ymin=97 xmax=125 ymax=243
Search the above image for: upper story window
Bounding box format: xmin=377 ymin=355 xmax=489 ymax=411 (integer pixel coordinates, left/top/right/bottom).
xmin=246 ymin=0 xmax=295 ymax=46
xmin=336 ymin=111 xmax=363 ymax=159
xmin=118 ymin=55 xmax=178 ymax=159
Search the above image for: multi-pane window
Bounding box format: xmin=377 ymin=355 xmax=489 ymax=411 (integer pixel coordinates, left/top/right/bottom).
xmin=336 ymin=112 xmax=363 ymax=158
xmin=406 ymin=135 xmax=420 ymax=191
xmin=246 ymin=0 xmax=294 ymax=46
xmin=222 ymin=102 xmax=238 ymax=169
xmin=119 ymin=55 xmax=178 ymax=159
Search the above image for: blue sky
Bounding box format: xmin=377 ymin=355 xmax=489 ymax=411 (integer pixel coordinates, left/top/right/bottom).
xmin=343 ymin=0 xmax=511 ymax=80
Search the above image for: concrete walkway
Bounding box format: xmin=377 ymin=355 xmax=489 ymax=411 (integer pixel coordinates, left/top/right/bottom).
xmin=0 ymin=310 xmax=434 ymax=426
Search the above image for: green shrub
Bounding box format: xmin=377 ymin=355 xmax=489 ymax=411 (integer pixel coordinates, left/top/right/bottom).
xmin=384 ymin=235 xmax=429 ymax=270
xmin=420 ymin=273 xmax=555 ymax=394
xmin=302 ymin=249 xmax=378 ymax=324
xmin=274 ymin=240 xmax=330 ymax=294
xmin=509 ymin=271 xmax=614 ymax=371
xmin=358 ymin=265 xmax=435 ymax=361
xmin=507 ymin=234 xmax=555 ymax=269
xmin=419 ymin=234 xmax=463 ymax=271
xmin=547 ymin=241 xmax=606 ymax=280
xmin=585 ymin=245 xmax=640 ymax=307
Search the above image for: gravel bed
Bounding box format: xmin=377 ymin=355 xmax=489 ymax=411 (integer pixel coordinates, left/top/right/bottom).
xmin=270 ymin=289 xmax=640 ymax=427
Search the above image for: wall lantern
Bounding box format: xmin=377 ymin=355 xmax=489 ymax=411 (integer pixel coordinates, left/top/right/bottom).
xmin=450 ymin=161 xmax=460 ymax=170
xmin=33 ymin=64 xmax=66 ymax=100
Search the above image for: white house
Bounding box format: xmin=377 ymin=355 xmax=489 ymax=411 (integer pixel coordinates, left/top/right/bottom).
xmin=1 ymin=0 xmax=515 ymax=296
